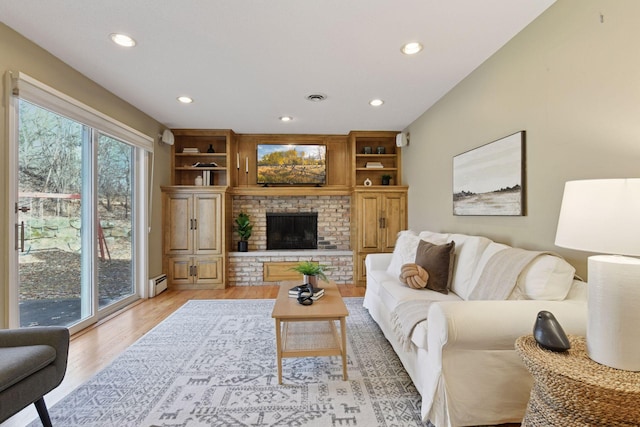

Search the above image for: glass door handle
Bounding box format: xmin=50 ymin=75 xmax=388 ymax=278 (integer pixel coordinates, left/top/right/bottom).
xmin=15 ymin=221 xmax=25 ymax=252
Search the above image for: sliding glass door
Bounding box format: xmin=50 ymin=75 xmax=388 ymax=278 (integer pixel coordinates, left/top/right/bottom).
xmin=16 ymin=100 xmax=137 ymax=329
xmin=97 ymin=134 xmax=135 ymax=309
xmin=17 ymin=100 xmax=91 ymax=327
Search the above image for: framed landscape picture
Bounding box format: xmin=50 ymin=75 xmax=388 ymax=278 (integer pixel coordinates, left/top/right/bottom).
xmin=453 ymin=131 xmax=526 ymax=216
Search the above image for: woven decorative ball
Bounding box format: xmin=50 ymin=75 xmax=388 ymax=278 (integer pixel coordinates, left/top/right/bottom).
xmin=399 ymin=263 xmax=429 ymax=289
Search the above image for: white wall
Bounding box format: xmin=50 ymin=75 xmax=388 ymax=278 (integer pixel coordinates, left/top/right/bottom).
xmin=403 ymin=0 xmax=640 ymax=278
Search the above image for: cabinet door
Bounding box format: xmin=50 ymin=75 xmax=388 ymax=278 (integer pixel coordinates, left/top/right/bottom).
xmin=167 ymin=256 xmax=194 ymax=285
xmin=381 ymin=192 xmax=407 ymax=252
xmin=193 ymin=193 xmax=222 ymax=254
xmin=356 ymin=193 xmax=382 ymax=251
xmin=194 ymin=256 xmax=224 ymax=287
xmin=164 ymin=193 xmax=193 ymax=254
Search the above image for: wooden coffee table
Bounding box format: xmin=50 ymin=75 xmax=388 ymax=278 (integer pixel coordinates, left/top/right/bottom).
xmin=271 ymin=280 xmax=349 ymax=384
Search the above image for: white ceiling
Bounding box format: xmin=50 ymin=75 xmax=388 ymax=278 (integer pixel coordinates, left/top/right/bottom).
xmin=1 ymin=0 xmax=555 ymax=135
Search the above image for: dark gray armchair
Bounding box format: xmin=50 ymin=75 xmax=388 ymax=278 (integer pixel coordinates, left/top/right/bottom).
xmin=0 ymin=326 xmax=70 ymax=427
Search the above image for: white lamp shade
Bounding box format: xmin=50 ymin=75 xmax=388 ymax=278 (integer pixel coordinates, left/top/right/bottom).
xmin=555 ymin=179 xmax=640 ymax=256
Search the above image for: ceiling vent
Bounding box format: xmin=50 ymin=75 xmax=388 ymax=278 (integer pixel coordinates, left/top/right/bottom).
xmin=306 ymin=93 xmax=327 ymax=102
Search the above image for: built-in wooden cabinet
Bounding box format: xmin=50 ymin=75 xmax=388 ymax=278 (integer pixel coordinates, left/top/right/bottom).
xmin=349 ymin=131 xmax=402 ymax=187
xmin=171 ymin=129 xmax=234 ymax=187
xmin=162 ymin=187 xmax=227 ymax=289
xmin=350 ymin=130 xmax=407 ymax=286
xmin=352 ymin=187 xmax=408 ymax=286
xmin=162 ymin=128 xmax=406 ymax=288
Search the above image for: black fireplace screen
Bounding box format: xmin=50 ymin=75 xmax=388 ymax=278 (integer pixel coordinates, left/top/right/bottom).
xmin=266 ymin=212 xmax=318 ymax=250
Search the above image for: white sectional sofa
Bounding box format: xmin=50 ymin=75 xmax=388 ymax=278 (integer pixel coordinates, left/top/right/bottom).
xmin=362 ymin=230 xmax=588 ymax=427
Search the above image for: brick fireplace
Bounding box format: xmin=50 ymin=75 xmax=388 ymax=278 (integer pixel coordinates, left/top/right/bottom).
xmin=266 ymin=212 xmax=318 ymax=250
xmin=228 ymin=195 xmax=353 ymax=286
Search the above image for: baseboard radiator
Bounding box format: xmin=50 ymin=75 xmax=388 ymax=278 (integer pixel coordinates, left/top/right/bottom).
xmin=148 ymin=274 xmax=168 ymax=297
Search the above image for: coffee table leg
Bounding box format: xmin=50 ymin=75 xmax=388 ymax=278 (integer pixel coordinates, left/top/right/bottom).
xmin=275 ymin=318 xmax=283 ymax=384
xmin=341 ymin=317 xmax=348 ymax=380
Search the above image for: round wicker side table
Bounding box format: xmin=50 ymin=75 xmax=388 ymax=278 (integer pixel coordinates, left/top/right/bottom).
xmin=515 ymin=335 xmax=640 ymax=427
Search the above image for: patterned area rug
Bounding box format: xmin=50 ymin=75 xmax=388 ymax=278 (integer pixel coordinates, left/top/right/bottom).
xmin=36 ymin=298 xmax=431 ymax=426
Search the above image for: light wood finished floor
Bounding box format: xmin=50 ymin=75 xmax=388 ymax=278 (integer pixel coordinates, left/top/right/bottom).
xmin=4 ymin=284 xmax=364 ymax=426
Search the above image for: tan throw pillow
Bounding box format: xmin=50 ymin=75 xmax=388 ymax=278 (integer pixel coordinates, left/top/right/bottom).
xmin=399 ymin=263 xmax=429 ymax=289
xmin=414 ymin=240 xmax=455 ymax=294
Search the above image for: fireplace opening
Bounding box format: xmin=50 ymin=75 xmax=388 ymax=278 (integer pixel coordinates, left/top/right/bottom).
xmin=267 ymin=212 xmax=318 ymax=250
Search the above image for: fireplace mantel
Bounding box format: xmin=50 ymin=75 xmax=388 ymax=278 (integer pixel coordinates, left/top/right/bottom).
xmin=230 ymin=250 xmax=352 ymax=257
xmin=229 ymin=186 xmax=351 ymax=196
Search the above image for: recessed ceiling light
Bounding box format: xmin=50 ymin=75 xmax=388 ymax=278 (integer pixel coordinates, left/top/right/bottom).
xmin=306 ymin=93 xmax=327 ymax=102
xmin=369 ymin=99 xmax=384 ymax=107
xmin=110 ymin=33 xmax=136 ymax=47
xmin=401 ymin=41 xmax=423 ymax=55
xmin=177 ymin=96 xmax=193 ymax=104
xmin=279 ymin=116 xmax=293 ymax=122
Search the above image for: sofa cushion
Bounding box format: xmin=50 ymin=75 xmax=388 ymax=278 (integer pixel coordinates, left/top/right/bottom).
xmin=387 ymin=230 xmax=422 ymax=278
xmin=508 ymin=255 xmax=575 ymax=301
xmin=378 ymin=274 xmax=461 ymax=315
xmin=447 ymin=234 xmax=493 ymax=299
xmin=418 ymin=231 xmax=450 ymax=245
xmin=0 ymin=345 xmax=56 ymax=393
xmin=414 ymin=240 xmax=455 ymax=294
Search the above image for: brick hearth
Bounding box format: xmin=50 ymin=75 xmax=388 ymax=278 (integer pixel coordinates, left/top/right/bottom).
xmin=229 ymin=195 xmax=353 ymax=286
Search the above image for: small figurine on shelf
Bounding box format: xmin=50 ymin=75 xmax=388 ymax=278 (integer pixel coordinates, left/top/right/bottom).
xmin=207 ymin=144 xmax=215 ymax=153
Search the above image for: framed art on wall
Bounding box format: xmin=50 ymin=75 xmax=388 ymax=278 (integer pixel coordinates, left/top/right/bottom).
xmin=453 ymin=131 xmax=526 ymax=216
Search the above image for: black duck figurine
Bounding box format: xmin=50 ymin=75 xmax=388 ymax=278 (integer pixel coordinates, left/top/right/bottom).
xmin=533 ymin=310 xmax=571 ymax=352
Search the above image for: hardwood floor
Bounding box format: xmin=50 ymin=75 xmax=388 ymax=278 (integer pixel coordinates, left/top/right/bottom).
xmin=3 ymin=284 xmax=365 ymax=426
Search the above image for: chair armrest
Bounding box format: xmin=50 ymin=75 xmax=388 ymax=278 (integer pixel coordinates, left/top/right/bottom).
xmin=0 ymin=327 xmax=70 ymax=379
xmin=365 ymin=253 xmax=393 ymax=271
xmin=428 ymin=300 xmax=587 ymax=352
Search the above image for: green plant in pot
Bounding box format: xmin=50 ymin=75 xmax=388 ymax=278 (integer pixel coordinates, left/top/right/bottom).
xmin=290 ymin=261 xmax=328 ymax=288
xmin=381 ymin=174 xmax=392 ymax=185
xmin=235 ymin=212 xmax=253 ymax=252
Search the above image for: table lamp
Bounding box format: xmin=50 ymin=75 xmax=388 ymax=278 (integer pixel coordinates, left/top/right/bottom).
xmin=555 ymin=179 xmax=640 ymax=371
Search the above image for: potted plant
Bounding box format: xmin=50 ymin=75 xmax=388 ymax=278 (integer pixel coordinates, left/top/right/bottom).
xmin=381 ymin=174 xmax=392 ymax=185
xmin=290 ymin=261 xmax=328 ymax=288
xmin=235 ymin=211 xmax=253 ymax=252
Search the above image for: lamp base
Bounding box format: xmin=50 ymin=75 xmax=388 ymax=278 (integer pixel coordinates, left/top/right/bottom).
xmin=587 ymin=255 xmax=640 ymax=371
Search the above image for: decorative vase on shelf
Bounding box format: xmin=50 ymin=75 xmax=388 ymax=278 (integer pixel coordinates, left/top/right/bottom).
xmin=207 ymin=144 xmax=215 ymax=153
xmin=238 ymin=240 xmax=248 ymax=252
